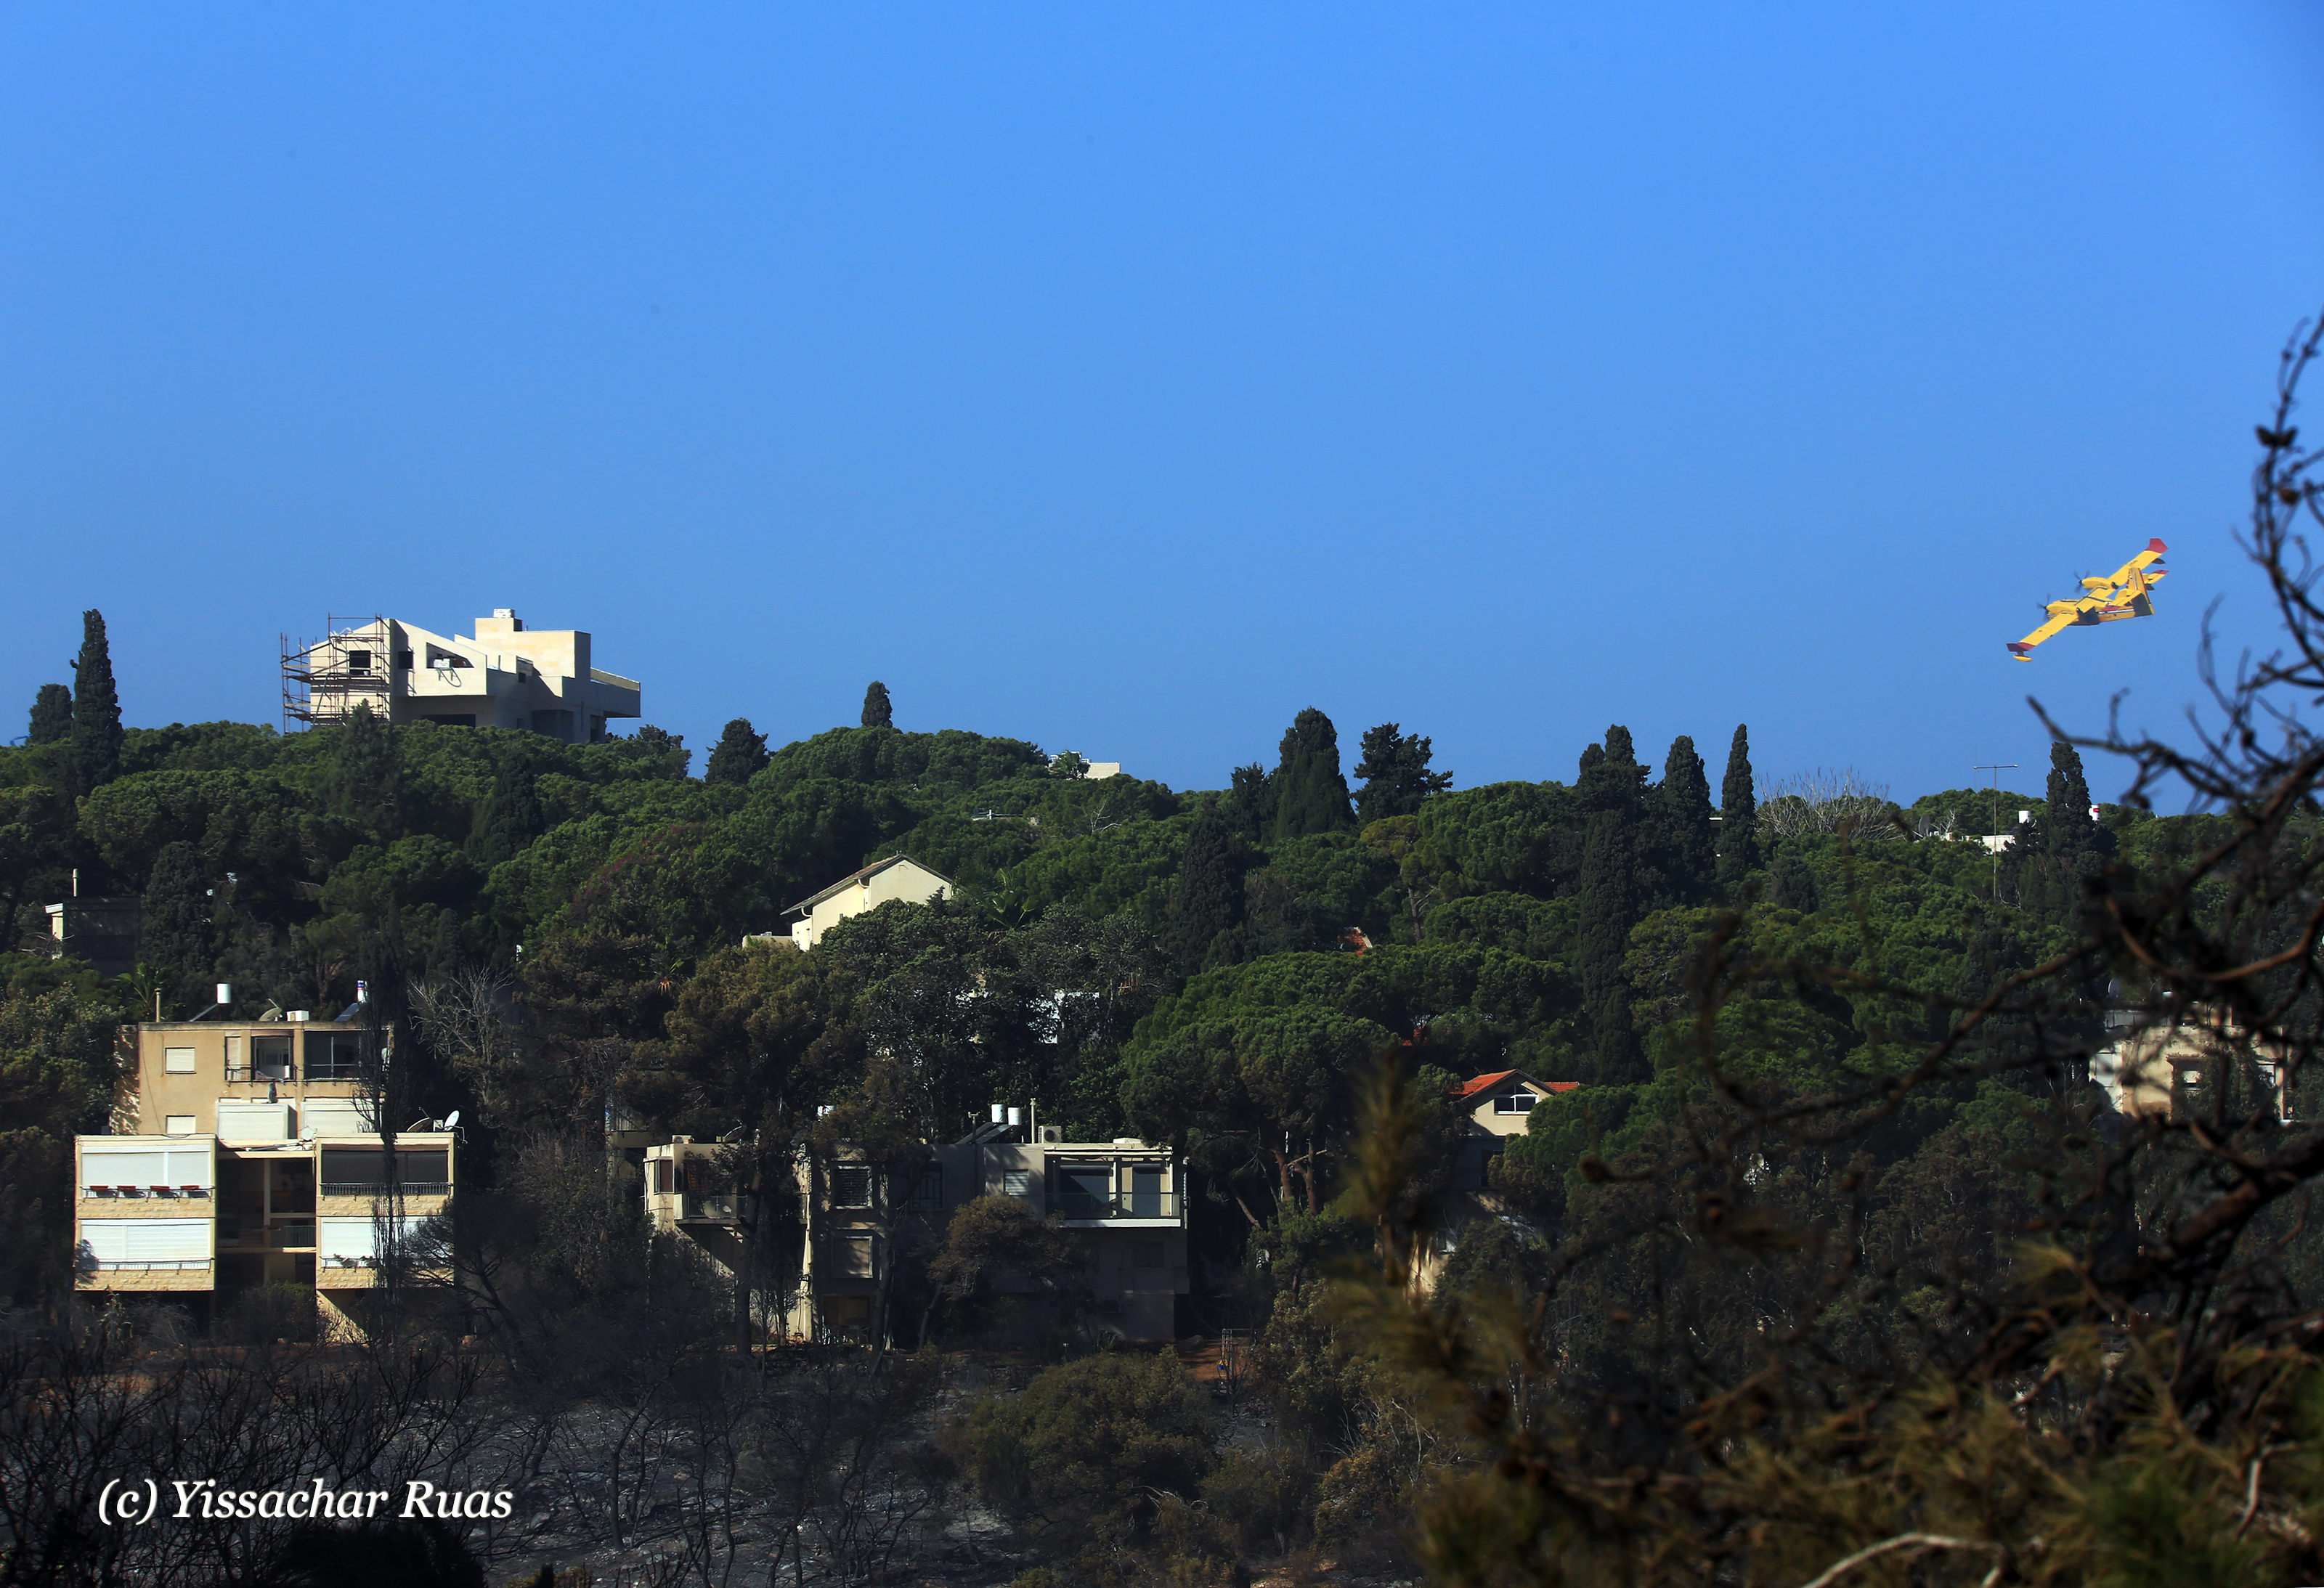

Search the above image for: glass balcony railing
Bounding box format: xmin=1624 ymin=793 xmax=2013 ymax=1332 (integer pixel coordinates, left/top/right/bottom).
xmin=1048 ymin=1191 xmax=1179 ymax=1219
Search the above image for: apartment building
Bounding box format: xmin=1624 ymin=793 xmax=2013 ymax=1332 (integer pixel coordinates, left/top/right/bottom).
xmin=2093 ymin=1005 xmax=2297 ymax=1123
xmin=643 ymin=1133 xmax=1188 ymax=1345
xmin=73 ymin=1018 xmax=455 ymax=1338
xmin=283 ymin=608 xmax=641 ymax=741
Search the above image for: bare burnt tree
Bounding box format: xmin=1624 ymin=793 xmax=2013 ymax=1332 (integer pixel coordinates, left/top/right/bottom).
xmin=1333 ymin=305 xmax=2324 ymax=1587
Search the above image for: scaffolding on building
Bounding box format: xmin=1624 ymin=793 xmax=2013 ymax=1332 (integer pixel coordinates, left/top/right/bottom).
xmin=282 ymin=616 xmax=394 ymax=731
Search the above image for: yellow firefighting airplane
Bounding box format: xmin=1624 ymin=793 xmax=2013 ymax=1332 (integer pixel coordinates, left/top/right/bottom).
xmin=2006 ymin=538 xmax=2169 ymax=661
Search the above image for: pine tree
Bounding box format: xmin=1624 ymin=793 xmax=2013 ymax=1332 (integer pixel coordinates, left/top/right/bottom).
xmin=1269 ymin=708 xmax=1355 ymax=842
xmin=1353 ymin=722 xmax=1454 ymax=825
xmin=705 ymin=717 xmax=771 ymax=785
xmin=1576 ymin=727 xmax=1649 ymax=1083
xmin=142 ymin=840 xmax=216 ymax=1010
xmin=333 ymin=702 xmax=401 ymax=839
xmin=1650 ymin=735 xmax=1716 ymax=900
xmin=1166 ymin=806 xmax=1245 ymax=971
xmin=66 ymin=610 xmax=121 ymax=796
xmin=862 ymin=682 xmax=894 ymax=728
xmin=27 ymin=684 xmax=71 ymax=746
xmin=466 ymin=751 xmax=546 ymax=868
xmin=1717 ymin=724 xmax=1758 ymax=893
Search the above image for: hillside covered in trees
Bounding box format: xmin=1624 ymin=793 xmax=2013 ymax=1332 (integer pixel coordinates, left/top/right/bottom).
xmin=4 ymin=599 xmax=2268 ymax=1584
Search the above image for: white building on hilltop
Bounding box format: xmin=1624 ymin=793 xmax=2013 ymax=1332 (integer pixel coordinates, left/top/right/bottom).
xmin=283 ymin=609 xmax=641 ymax=742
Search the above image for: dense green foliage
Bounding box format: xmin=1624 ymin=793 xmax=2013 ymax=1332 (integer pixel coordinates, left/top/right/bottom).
xmin=0 ymin=612 xmax=2297 ymax=1584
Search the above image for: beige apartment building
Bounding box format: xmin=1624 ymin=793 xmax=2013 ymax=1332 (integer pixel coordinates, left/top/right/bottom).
xmin=645 ymin=1133 xmax=1187 ymax=1345
xmin=73 ymin=1019 xmax=455 ymax=1337
xmin=283 ymin=608 xmax=641 ymax=741
xmin=777 ymin=855 xmax=955 ymax=950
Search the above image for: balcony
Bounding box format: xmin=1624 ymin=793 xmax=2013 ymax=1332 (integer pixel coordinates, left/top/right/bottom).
xmin=1048 ymin=1191 xmax=1179 ymax=1221
xmin=320 ymin=1182 xmax=452 ymax=1198
xmin=82 ymin=1185 xmax=211 ymax=1200
xmin=226 ymin=1064 xmax=298 ymax=1084
xmin=270 ymin=1224 xmax=316 ymax=1250
xmin=680 ymin=1194 xmax=744 ymax=1223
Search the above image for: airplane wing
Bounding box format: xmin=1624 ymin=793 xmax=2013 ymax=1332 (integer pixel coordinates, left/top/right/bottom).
xmin=2094 ymin=537 xmax=2169 ymax=596
xmin=2007 ymin=608 xmax=2079 ymax=661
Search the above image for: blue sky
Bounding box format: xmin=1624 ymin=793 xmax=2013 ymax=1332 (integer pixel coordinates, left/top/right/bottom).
xmin=4 ymin=4 xmax=2320 ymax=806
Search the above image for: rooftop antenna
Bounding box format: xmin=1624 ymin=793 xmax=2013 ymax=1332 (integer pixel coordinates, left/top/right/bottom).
xmin=1973 ymin=762 xmax=2020 ymax=907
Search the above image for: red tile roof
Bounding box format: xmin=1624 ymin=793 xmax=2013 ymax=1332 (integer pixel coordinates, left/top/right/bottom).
xmin=1451 ymin=1070 xmax=1580 ymax=1100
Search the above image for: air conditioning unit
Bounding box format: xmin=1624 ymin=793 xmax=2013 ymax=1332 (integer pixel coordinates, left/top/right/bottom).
xmin=1036 ymin=1125 xmax=1064 ymax=1144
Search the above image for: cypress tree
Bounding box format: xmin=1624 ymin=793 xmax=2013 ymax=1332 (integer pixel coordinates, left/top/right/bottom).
xmin=1166 ymin=806 xmax=1245 ymax=971
xmin=1225 ymin=764 xmax=1275 ymax=845
xmin=27 ymin=683 xmax=71 ymax=746
xmin=1575 ymin=727 xmax=1649 ymax=1083
xmin=705 ymin=717 xmax=771 ymax=785
xmin=1716 ymin=724 xmax=1758 ymax=892
xmin=861 ymin=682 xmax=894 ymax=728
xmin=1352 ymin=722 xmax=1454 ymax=825
xmin=1269 ymin=707 xmax=1355 ymax=842
xmin=467 ymin=751 xmax=546 ymax=868
xmin=2030 ymin=740 xmax=2107 ymax=866
xmin=142 ymin=840 xmax=216 ymax=1010
xmin=1770 ymin=847 xmax=1819 ymax=913
xmin=66 ymin=610 xmax=122 ymax=796
xmin=1651 ymin=734 xmax=1716 ymax=900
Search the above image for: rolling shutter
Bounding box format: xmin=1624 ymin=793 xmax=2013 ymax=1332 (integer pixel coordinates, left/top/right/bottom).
xmin=318 ymin=1216 xmax=423 ymax=1263
xmin=79 ymin=1219 xmax=209 ymax=1263
xmin=81 ymin=1142 xmax=212 ymax=1189
xmin=216 ymin=1102 xmax=293 ymax=1143
xmin=299 ymin=1097 xmax=376 ymax=1136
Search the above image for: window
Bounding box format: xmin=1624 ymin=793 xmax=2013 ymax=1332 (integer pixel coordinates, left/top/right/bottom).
xmin=909 ymin=1164 xmax=943 ymax=1210
xmin=826 ymin=1236 xmax=874 ymax=1277
xmin=651 ymin=1160 xmax=673 ymax=1196
xmin=346 ymin=650 xmax=372 ymax=675
xmin=1492 ymin=1092 xmax=1537 ymax=1114
xmin=1000 ymin=1170 xmax=1031 ymax=1200
xmin=1133 ymin=1242 xmax=1165 ymax=1269
xmin=163 ymin=1047 xmax=195 ymax=1075
xmin=164 ymin=1116 xmax=195 ymax=1136
xmin=304 ymin=1032 xmax=365 ymax=1080
xmin=1053 ymin=1164 xmax=1111 ymax=1214
xmin=394 ymin=649 xmax=413 ymax=670
xmin=1129 ymin=1165 xmax=1167 ymax=1217
xmin=831 ymin=1166 xmax=872 ymax=1208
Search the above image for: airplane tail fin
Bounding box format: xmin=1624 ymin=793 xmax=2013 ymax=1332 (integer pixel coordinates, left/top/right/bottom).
xmin=2148 ymin=537 xmax=2168 ymax=554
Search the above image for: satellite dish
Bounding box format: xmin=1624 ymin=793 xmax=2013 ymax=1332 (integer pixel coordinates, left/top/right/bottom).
xmin=441 ymin=1109 xmax=460 ymax=1130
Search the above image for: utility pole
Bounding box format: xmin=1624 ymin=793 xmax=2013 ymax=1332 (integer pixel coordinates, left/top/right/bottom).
xmin=1973 ymin=762 xmax=2018 ymax=907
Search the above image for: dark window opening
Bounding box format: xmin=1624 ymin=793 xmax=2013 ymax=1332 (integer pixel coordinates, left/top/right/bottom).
xmin=346 ymin=650 xmax=371 ymax=675
xmin=304 ymin=1032 xmax=367 ymax=1080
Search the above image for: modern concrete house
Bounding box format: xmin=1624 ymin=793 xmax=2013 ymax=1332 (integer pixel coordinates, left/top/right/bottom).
xmin=643 ymin=1133 xmax=1189 ymax=1345
xmin=282 ymin=609 xmax=641 ymax=741
xmin=44 ymin=896 xmax=143 ymax=978
xmin=72 ymin=1017 xmax=456 ymax=1337
xmin=780 ymin=855 xmax=955 ymax=950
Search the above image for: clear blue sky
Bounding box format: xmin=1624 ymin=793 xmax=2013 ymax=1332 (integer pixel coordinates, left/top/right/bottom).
xmin=4 ymin=4 xmax=2320 ymax=806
